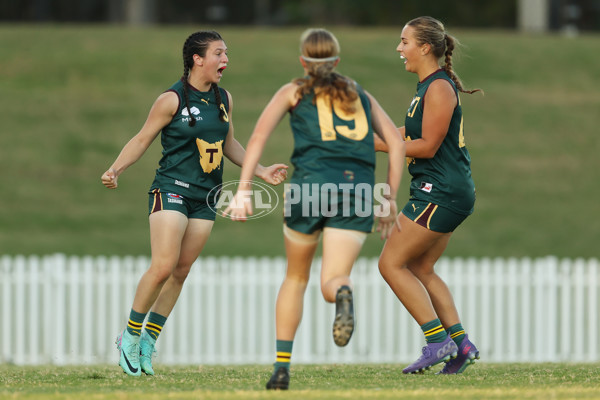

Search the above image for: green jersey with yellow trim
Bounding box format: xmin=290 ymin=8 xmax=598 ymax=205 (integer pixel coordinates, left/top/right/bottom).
xmin=150 ymin=81 xmax=230 ymax=202
xmin=288 ymin=83 xmax=375 ymax=187
xmin=404 ymin=69 xmax=475 ymax=215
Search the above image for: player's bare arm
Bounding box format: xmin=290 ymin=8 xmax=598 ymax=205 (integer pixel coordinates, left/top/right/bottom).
xmin=405 ymin=79 xmax=456 ymax=159
xmin=101 ymin=91 xmax=178 ymax=189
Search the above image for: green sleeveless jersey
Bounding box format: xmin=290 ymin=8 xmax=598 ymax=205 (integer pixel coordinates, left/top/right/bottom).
xmin=289 ymin=83 xmax=375 ymax=188
xmin=404 ymin=69 xmax=475 ymax=215
xmin=150 ymin=81 xmax=230 ymax=202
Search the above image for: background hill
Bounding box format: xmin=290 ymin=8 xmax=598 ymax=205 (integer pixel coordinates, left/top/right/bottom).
xmin=1 ymin=25 xmax=598 ymax=258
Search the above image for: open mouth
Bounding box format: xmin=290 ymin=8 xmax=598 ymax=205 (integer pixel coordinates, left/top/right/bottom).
xmin=217 ymin=66 xmax=227 ymax=77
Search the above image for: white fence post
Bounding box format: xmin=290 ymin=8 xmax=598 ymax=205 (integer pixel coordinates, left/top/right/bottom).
xmin=1 ymin=255 xmax=12 ymax=363
xmin=1 ymin=255 xmax=599 ymax=365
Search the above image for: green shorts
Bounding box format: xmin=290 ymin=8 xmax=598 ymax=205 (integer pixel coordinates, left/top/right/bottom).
xmin=401 ymin=199 xmax=469 ymax=233
xmin=148 ymin=189 xmax=216 ymax=220
xmin=283 ymin=184 xmax=374 ymax=234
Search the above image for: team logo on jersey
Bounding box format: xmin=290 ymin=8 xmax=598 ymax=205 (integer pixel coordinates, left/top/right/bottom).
xmin=196 ymin=139 xmax=224 ymax=173
xmin=181 ymin=106 xmax=200 ymax=116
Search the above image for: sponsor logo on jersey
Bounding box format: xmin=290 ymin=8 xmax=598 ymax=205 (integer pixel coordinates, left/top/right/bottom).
xmin=181 ymin=106 xmax=203 ymax=123
xmin=175 ymin=180 xmax=190 ymax=188
xmin=196 ymin=139 xmax=224 ymax=174
xmin=419 ymin=182 xmax=433 ymax=193
xmin=181 ymin=107 xmax=200 ymax=116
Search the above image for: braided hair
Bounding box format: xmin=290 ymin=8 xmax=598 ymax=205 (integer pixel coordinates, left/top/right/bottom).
xmin=181 ymin=31 xmax=228 ymax=127
xmin=406 ymin=16 xmax=482 ymax=95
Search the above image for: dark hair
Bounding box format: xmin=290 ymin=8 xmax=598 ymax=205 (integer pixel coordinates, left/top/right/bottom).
xmin=406 ymin=16 xmax=482 ymax=95
xmin=293 ymin=28 xmax=358 ymax=114
xmin=181 ymin=31 xmax=228 ymax=126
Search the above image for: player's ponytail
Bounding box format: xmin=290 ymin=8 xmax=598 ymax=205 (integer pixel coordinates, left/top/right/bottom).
xmin=407 ymin=16 xmax=482 ymax=95
xmin=443 ymin=34 xmax=482 ymax=95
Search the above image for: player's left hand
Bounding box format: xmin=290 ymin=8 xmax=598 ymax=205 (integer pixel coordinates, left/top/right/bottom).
xmin=258 ymin=164 xmax=288 ymax=185
xmin=223 ymin=190 xmax=253 ymax=222
xmin=375 ymin=200 xmax=399 ymax=240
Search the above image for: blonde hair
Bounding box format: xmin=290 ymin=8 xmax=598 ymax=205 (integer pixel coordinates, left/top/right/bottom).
xmin=406 ymin=16 xmax=482 ymax=95
xmin=293 ymin=28 xmax=358 ymax=113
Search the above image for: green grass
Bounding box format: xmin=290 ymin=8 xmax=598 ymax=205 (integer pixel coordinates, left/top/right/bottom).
xmin=1 ymin=363 xmax=599 ymax=399
xmin=1 ymin=25 xmax=599 ymax=258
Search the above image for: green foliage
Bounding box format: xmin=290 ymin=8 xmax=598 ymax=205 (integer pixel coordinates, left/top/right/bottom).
xmin=266 ymin=0 xmax=516 ymax=27
xmin=1 ymin=363 xmax=599 ymax=399
xmin=1 ymin=25 xmax=598 ymax=258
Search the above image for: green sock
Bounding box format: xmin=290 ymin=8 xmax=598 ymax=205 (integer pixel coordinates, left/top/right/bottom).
xmin=274 ymin=340 xmax=293 ymax=372
xmin=126 ymin=309 xmax=146 ymax=337
xmin=447 ymin=323 xmax=466 ymax=346
xmin=144 ymin=312 xmax=167 ymax=341
xmin=421 ymin=318 xmax=446 ymax=343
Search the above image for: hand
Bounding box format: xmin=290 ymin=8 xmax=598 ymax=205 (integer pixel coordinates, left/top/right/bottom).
xmin=375 ymin=200 xmax=399 ymax=240
xmin=258 ymin=164 xmax=288 ymax=185
xmin=223 ymin=190 xmax=253 ymax=222
xmin=101 ymin=168 xmax=119 ymax=189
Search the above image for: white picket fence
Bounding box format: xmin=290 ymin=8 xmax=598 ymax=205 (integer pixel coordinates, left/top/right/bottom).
xmin=1 ymin=254 xmax=599 ymax=366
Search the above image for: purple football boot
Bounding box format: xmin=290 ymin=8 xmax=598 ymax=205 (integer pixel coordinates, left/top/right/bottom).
xmin=438 ymin=334 xmax=480 ymax=374
xmin=402 ymin=335 xmax=458 ymax=374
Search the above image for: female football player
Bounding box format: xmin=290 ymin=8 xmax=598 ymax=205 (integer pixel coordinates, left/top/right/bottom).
xmin=101 ymin=30 xmax=287 ymax=377
xmin=378 ymin=16 xmax=482 ymax=374
xmin=225 ymin=28 xmax=405 ymax=389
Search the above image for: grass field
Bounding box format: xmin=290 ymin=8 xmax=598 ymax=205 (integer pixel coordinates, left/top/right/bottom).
xmin=1 ymin=25 xmax=599 ymax=258
xmin=1 ymin=363 xmax=600 ymax=399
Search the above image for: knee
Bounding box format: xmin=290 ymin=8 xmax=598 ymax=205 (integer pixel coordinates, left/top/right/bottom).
xmin=148 ymin=264 xmax=174 ymax=285
xmin=284 ymin=272 xmax=310 ymax=293
xmin=287 ymin=273 xmax=310 ymax=286
xmin=407 ymin=263 xmax=434 ymax=281
xmin=320 ymin=285 xmax=336 ymax=303
xmin=320 ymin=277 xmax=349 ymax=303
xmin=378 ymin=257 xmax=393 ymax=279
xmin=148 ymin=256 xmax=183 ymax=284
xmin=171 ymin=263 xmax=193 ymax=284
